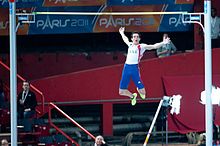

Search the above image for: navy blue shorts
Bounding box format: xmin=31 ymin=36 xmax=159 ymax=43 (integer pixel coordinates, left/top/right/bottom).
xmin=119 ymin=64 xmax=144 ymax=89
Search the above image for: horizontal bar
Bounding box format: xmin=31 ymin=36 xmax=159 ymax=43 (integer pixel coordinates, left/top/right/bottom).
xmin=186 ymin=12 xmax=204 ymax=15
xmin=32 ymin=11 xmax=189 ymax=15
xmin=16 ymin=13 xmax=35 ymax=15
xmin=43 ymin=97 xmax=161 ymax=105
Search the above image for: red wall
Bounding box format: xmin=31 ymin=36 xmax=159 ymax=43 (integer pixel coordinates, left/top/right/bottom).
xmin=30 ymin=49 xmax=220 ymax=104
xmin=0 ymin=51 xmax=156 ymax=81
xmin=27 ymin=49 xmax=220 ymax=136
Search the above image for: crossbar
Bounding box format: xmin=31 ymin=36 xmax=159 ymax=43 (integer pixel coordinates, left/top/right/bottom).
xmin=32 ymin=11 xmax=189 ymax=15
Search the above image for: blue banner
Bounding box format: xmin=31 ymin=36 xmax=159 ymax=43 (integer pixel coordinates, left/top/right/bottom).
xmin=0 ymin=0 xmax=194 ymax=8
xmin=159 ymin=4 xmax=193 ymax=31
xmin=107 ymin=0 xmax=191 ymax=6
xmin=0 ymin=0 xmax=42 ymax=8
xmin=0 ymin=0 xmax=194 ymax=35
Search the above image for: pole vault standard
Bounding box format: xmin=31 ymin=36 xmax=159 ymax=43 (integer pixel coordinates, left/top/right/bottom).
xmin=183 ymin=1 xmax=213 ymax=145
xmin=12 ymin=5 xmax=212 ymax=146
xmin=8 ymin=0 xmax=18 ymax=146
xmin=204 ymin=1 xmax=212 ymax=146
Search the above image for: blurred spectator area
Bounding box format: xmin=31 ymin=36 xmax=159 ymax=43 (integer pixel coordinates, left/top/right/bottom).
xmin=0 ymin=51 xmax=158 ymax=81
xmin=0 ymin=32 xmax=194 ymax=54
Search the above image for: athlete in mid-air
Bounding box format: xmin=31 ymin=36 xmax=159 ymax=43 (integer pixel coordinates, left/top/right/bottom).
xmin=119 ymin=27 xmax=170 ymax=106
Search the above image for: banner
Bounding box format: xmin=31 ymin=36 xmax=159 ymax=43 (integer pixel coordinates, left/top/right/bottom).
xmin=0 ymin=0 xmax=42 ymax=8
xmin=0 ymin=0 xmax=194 ymax=35
xmin=0 ymin=0 xmax=194 ymax=8
xmin=107 ymin=0 xmax=194 ymax=5
xmin=43 ymin=0 xmax=107 ymax=7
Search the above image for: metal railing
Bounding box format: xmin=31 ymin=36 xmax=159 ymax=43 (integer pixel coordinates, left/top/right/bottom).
xmin=0 ymin=60 xmax=45 ymax=115
xmin=48 ymin=102 xmax=96 ymax=146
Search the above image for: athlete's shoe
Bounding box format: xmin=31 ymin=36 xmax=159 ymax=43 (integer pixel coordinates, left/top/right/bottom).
xmin=137 ymin=88 xmax=146 ymax=99
xmin=130 ymin=93 xmax=137 ymax=106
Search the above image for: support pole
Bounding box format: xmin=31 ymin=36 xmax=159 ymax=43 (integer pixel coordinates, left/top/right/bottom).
xmin=102 ymin=103 xmax=113 ymax=136
xmin=143 ymin=99 xmax=163 ymax=146
xmin=204 ymin=0 xmax=213 ymax=145
xmin=166 ymin=112 xmax=168 ymax=145
xmin=9 ymin=0 xmax=18 ymax=145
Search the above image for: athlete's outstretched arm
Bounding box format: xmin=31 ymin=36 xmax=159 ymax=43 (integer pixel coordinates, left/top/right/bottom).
xmin=119 ymin=27 xmax=130 ymax=46
xmin=143 ymin=37 xmax=171 ymax=50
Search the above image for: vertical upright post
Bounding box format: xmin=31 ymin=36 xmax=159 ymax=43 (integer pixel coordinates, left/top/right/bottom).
xmin=102 ymin=103 xmax=113 ymax=136
xmin=166 ymin=115 xmax=168 ymax=145
xmin=204 ymin=0 xmax=213 ymax=145
xmin=9 ymin=0 xmax=18 ymax=145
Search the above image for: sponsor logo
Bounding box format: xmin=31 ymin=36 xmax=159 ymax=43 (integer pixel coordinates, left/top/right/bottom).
xmin=169 ymin=15 xmax=190 ymax=27
xmin=99 ymin=15 xmax=155 ymax=28
xmin=128 ymin=49 xmax=137 ymax=54
xmin=0 ymin=21 xmax=9 ymax=30
xmin=43 ymin=0 xmax=106 ymax=7
xmin=36 ymin=16 xmax=89 ymax=30
xmin=175 ymin=0 xmax=194 ymax=4
xmin=49 ymin=0 xmax=78 ymax=4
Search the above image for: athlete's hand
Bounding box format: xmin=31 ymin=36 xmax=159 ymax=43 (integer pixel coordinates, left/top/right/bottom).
xmin=163 ymin=37 xmax=171 ymax=44
xmin=119 ymin=27 xmax=125 ymax=34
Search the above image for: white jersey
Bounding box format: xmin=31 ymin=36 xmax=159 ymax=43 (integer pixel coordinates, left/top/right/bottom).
xmin=125 ymin=43 xmax=146 ymax=64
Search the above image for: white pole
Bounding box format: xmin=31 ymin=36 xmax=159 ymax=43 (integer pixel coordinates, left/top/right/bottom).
xmin=9 ymin=1 xmax=18 ymax=146
xmin=204 ymin=0 xmax=213 ymax=145
xmin=143 ymin=99 xmax=164 ymax=146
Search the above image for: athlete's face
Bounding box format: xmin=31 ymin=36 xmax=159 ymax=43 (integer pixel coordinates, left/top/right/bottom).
xmin=131 ymin=33 xmax=140 ymax=45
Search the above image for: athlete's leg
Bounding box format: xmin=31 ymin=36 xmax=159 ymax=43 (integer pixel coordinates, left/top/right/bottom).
xmin=137 ymin=87 xmax=146 ymax=99
xmin=119 ymin=89 xmax=133 ymax=98
xmin=119 ymin=64 xmax=137 ymax=105
xmin=119 ymin=89 xmax=137 ymax=106
xmin=132 ymin=65 xmax=146 ymax=99
xmin=119 ymin=64 xmax=132 ymax=98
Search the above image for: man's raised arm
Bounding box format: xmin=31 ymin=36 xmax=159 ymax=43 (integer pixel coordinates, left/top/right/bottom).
xmin=119 ymin=27 xmax=130 ymax=46
xmin=143 ymin=37 xmax=171 ymax=50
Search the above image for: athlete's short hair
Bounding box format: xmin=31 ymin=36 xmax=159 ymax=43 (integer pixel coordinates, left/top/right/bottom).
xmin=131 ymin=31 xmax=141 ymax=38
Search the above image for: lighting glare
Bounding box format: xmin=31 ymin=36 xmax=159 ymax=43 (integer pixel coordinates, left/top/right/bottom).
xmin=169 ymin=95 xmax=182 ymax=115
xmin=163 ymin=95 xmax=182 ymax=115
xmin=200 ymin=86 xmax=220 ymax=105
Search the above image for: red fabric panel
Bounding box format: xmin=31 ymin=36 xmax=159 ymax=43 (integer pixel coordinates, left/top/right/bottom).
xmin=30 ymin=49 xmax=220 ymax=104
xmin=214 ymin=108 xmax=220 ymax=126
xmin=163 ymin=75 xmax=220 ymax=134
xmin=16 ymin=52 xmax=127 ymax=80
xmin=32 ymin=65 xmax=122 ymax=102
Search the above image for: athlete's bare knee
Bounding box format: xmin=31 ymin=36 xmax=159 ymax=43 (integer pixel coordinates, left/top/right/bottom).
xmin=139 ymin=88 xmax=146 ymax=95
xmin=119 ymin=89 xmax=125 ymax=95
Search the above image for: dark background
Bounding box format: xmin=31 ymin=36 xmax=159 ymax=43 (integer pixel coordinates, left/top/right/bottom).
xmin=0 ymin=31 xmax=194 ymax=54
